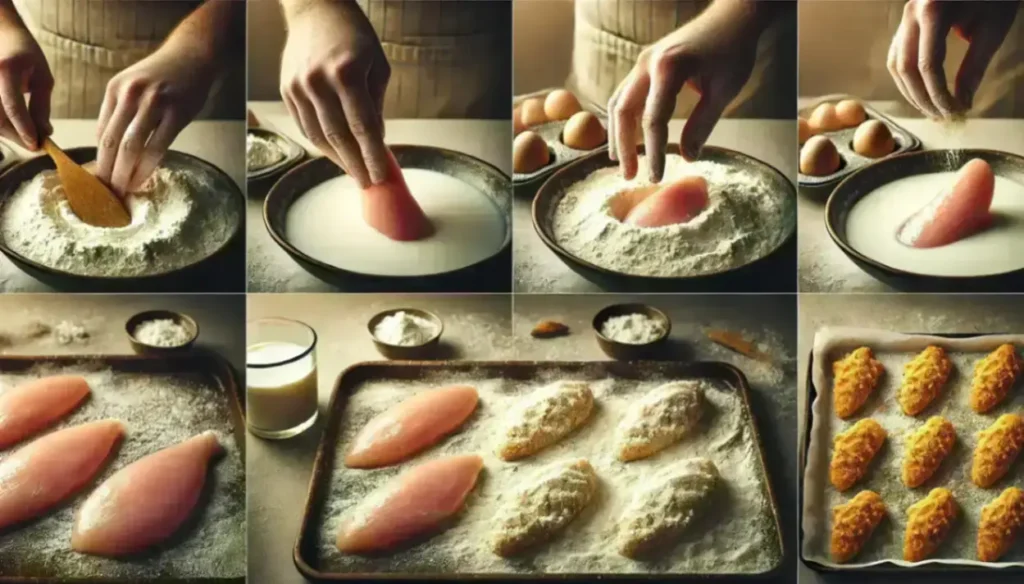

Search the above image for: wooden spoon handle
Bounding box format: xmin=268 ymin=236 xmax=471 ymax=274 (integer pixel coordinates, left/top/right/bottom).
xmin=41 ymin=137 xmax=71 ymax=164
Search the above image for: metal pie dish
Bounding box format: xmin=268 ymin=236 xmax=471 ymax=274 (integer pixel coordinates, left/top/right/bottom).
xmin=513 ymin=117 xmax=610 ymax=193
xmin=532 ymin=145 xmax=797 ymax=292
xmin=246 ymin=128 xmax=305 ymax=182
xmin=0 ymin=147 xmax=244 ymax=292
xmin=825 ymin=148 xmax=1024 ymax=292
xmin=264 ymin=144 xmax=512 ymax=292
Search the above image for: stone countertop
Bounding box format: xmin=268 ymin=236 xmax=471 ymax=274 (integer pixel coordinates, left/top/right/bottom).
xmin=513 ymin=119 xmax=798 ymax=293
xmin=798 ymin=294 xmax=1024 ymax=584
xmin=245 ymin=101 xmax=512 ymax=293
xmin=0 ymin=121 xmax=244 ymax=293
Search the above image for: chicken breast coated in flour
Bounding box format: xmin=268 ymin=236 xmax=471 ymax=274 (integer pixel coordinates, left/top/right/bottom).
xmin=615 ymin=381 xmax=704 ymax=462
xmin=490 ymin=458 xmax=598 ymax=556
xmin=496 ymin=381 xmax=594 ymax=461
xmin=616 ymin=457 xmax=720 ymax=559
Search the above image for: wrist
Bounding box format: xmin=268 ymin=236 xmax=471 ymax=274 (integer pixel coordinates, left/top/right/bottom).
xmin=281 ymin=0 xmax=357 ymax=23
xmin=708 ymin=0 xmax=784 ymax=35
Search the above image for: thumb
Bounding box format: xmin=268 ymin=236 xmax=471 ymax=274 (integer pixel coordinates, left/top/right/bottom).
xmin=679 ymin=86 xmax=728 ymax=161
xmin=954 ymin=30 xmax=1004 ymax=111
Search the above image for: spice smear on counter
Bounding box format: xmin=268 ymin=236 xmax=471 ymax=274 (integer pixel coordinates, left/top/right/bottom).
xmin=373 ymin=312 xmax=438 ymax=346
xmin=531 ymin=320 xmax=570 ymax=338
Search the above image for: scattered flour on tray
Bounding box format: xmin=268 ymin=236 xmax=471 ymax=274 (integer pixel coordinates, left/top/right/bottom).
xmin=134 ymin=319 xmax=191 ymax=347
xmin=247 ymin=133 xmax=285 ymax=171
xmin=600 ymin=313 xmax=665 ymax=344
xmin=373 ymin=311 xmax=439 ymax=346
xmin=54 ymin=320 xmax=89 ymax=345
xmin=551 ymin=155 xmax=789 ymax=277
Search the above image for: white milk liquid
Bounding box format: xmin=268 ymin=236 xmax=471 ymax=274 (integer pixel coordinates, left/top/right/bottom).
xmin=284 ymin=169 xmax=506 ymax=276
xmin=846 ymin=172 xmax=1024 ymax=276
xmin=246 ymin=342 xmax=318 ymax=432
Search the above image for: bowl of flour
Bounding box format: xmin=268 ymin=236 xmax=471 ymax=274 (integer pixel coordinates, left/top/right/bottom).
xmin=592 ymin=303 xmax=671 ymax=360
xmin=533 ymin=145 xmax=796 ymax=292
xmin=0 ymin=148 xmax=243 ymax=291
xmin=367 ymin=308 xmax=443 ymax=359
xmin=126 ymin=309 xmax=199 ymax=354
xmin=247 ymin=128 xmax=305 ymax=181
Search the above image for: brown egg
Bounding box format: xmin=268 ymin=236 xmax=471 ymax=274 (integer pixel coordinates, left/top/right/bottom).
xmin=520 ymin=98 xmax=547 ymax=128
xmin=835 ymin=99 xmax=866 ymax=128
xmin=808 ymin=103 xmax=842 ymax=132
xmin=513 ymin=106 xmax=524 ymax=135
xmin=562 ymin=111 xmax=606 ymax=150
xmin=800 ymin=135 xmax=841 ymax=176
xmin=513 ymin=131 xmax=550 ymax=173
xmin=798 ymin=118 xmax=815 ymax=145
xmin=544 ymin=89 xmax=583 ymax=122
xmin=852 ymin=120 xmax=895 ymax=158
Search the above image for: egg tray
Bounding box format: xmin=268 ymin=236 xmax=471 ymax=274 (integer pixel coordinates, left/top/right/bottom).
xmin=246 ymin=128 xmax=306 ymax=183
xmin=513 ymin=118 xmax=609 ymax=193
xmin=798 ymin=95 xmax=921 ymax=191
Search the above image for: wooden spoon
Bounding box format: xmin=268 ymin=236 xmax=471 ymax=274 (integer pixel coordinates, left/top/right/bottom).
xmin=41 ymin=138 xmax=130 ymax=228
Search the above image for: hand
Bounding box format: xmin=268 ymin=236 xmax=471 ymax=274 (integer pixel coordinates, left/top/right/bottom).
xmin=280 ymin=1 xmax=390 ymax=188
xmin=887 ymin=0 xmax=1019 ymax=119
xmin=608 ymin=0 xmax=765 ymax=181
xmin=0 ymin=20 xmax=52 ymax=150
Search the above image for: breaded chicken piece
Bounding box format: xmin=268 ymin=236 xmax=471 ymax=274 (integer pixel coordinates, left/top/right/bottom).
xmin=615 ymin=381 xmax=704 ymax=462
xmin=830 ymin=490 xmax=887 ymax=563
xmin=978 ymin=487 xmax=1024 ymax=562
xmin=903 ymin=488 xmax=957 ymax=562
xmin=616 ymin=458 xmax=719 ymax=558
xmin=496 ymin=381 xmax=594 ymax=461
xmin=830 ymin=419 xmax=887 ymax=491
xmin=833 ymin=347 xmax=885 ymax=419
xmin=898 ymin=346 xmax=951 ymax=416
xmin=970 ymin=344 xmax=1020 ymax=413
xmin=971 ymin=413 xmax=1024 ymax=488
xmin=902 ymin=416 xmax=956 ymax=488
xmin=491 ymin=458 xmax=597 ymax=556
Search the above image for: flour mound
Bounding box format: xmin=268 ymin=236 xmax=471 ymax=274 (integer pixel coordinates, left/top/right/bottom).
xmin=247 ymin=134 xmax=284 ymax=171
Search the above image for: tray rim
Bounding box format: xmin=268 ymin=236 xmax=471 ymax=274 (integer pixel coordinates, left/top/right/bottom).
xmin=293 ymin=359 xmax=786 ymax=581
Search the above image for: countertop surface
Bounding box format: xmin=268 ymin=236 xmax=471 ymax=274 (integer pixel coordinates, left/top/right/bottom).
xmin=514 ymin=119 xmax=798 ymax=293
xmin=246 ymin=293 xmax=796 ymax=584
xmin=798 ymin=294 xmax=1024 ymax=584
xmin=798 ymin=100 xmax=1024 ymax=293
xmin=0 ymin=121 xmax=244 ymax=293
xmin=246 ymin=101 xmax=512 ymax=293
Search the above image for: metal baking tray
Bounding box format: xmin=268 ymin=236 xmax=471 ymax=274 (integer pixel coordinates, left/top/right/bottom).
xmin=799 ymin=332 xmax=1024 ymax=574
xmin=295 ymin=360 xmax=785 ymax=581
xmin=798 ymin=94 xmax=922 ymax=192
xmin=246 ymin=128 xmax=305 ymax=183
xmin=0 ymin=353 xmax=246 ymax=584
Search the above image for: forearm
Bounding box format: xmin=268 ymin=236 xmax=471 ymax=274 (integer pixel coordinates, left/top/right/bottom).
xmin=164 ymin=0 xmax=244 ymax=62
xmin=0 ymin=0 xmax=28 ymax=29
xmin=279 ymin=0 xmax=359 ymax=24
xmin=707 ymin=0 xmax=792 ymax=34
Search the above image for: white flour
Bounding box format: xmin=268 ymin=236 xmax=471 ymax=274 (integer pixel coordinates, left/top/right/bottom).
xmin=373 ymin=311 xmax=439 ymax=346
xmin=0 ymin=166 xmax=239 ymax=277
xmin=247 ymin=134 xmax=284 ymax=170
xmin=551 ymin=155 xmax=787 ymax=277
xmin=134 ymin=319 xmax=191 ymax=347
xmin=601 ymin=314 xmax=666 ymax=344
xmin=54 ymin=320 xmax=89 ymax=345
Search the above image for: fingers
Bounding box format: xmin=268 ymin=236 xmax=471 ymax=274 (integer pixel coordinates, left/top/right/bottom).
xmin=916 ymin=1 xmax=959 ymax=116
xmin=642 ymin=53 xmax=687 ymax=180
xmin=680 ymin=85 xmax=728 ymax=163
xmin=27 ymin=67 xmax=52 ymax=140
xmin=285 ymin=87 xmax=341 ymax=169
xmin=307 ymin=74 xmax=371 ymax=187
xmin=606 ymin=79 xmax=625 ymax=163
xmin=96 ymin=94 xmax=140 ymax=187
xmin=110 ymin=96 xmax=162 ymax=194
xmin=0 ymin=73 xmax=37 ymax=149
xmin=954 ymin=27 xmax=1005 ymax=112
xmin=337 ymin=80 xmax=389 ymax=184
xmin=127 ymin=112 xmax=183 ymax=192
xmin=611 ymin=70 xmax=649 ymax=180
xmin=895 ymin=17 xmax=941 ymax=118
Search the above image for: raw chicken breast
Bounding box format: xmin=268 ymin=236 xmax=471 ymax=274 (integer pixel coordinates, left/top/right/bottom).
xmin=361 ymin=148 xmax=433 ymax=241
xmin=0 ymin=419 xmax=123 ymax=529
xmin=0 ymin=375 xmax=91 ymax=448
xmin=336 ymin=454 xmax=483 ymax=553
xmin=624 ymin=176 xmax=709 ymax=227
xmin=345 ymin=385 xmax=479 ymax=468
xmin=897 ymin=158 xmax=995 ymax=248
xmin=72 ymin=431 xmax=223 ymax=556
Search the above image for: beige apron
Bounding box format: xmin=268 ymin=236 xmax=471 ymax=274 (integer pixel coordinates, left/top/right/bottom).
xmin=359 ymin=0 xmax=511 ymax=119
xmin=567 ymin=0 xmax=796 ymax=119
xmin=13 ymin=0 xmax=243 ymax=119
xmin=799 ymin=0 xmax=1023 ymax=117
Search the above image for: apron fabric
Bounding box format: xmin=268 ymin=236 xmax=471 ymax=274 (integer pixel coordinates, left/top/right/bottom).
xmin=359 ymin=0 xmax=511 ymax=119
xmin=14 ymin=0 xmax=244 ymax=119
xmin=567 ymin=0 xmax=796 ymax=119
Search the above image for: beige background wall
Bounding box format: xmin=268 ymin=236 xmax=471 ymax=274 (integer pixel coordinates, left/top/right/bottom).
xmin=247 ymin=0 xmax=288 ymax=101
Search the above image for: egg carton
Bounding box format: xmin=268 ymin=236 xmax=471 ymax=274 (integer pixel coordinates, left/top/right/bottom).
xmin=798 ymin=95 xmax=921 ymax=191
xmin=513 ymin=117 xmax=609 ymax=191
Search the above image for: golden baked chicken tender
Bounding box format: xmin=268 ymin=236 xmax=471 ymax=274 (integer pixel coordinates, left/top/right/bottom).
xmin=902 ymin=416 xmax=956 ymax=488
xmin=904 ymin=488 xmax=957 ymax=562
xmin=971 ymin=413 xmax=1024 ymax=488
xmin=969 ymin=344 xmax=1020 ymax=413
xmin=978 ymin=487 xmax=1024 ymax=562
xmin=830 ymin=419 xmax=887 ymax=491
xmin=833 ymin=347 xmax=885 ymax=419
xmin=831 ymin=490 xmax=886 ymax=563
xmin=898 ymin=346 xmax=951 ymax=416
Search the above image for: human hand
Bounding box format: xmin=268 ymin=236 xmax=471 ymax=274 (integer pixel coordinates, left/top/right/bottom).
xmin=887 ymin=0 xmax=1019 ymax=119
xmin=96 ymin=42 xmax=215 ymax=195
xmin=0 ymin=20 xmax=52 ymax=150
xmin=280 ymin=1 xmax=390 ymax=188
xmin=608 ymin=0 xmax=767 ymax=181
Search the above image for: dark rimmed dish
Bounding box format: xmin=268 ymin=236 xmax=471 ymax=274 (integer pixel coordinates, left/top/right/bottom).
xmin=126 ymin=310 xmax=200 ymax=355
xmin=513 ymin=116 xmax=609 ymax=195
xmin=264 ymin=145 xmax=512 ymax=292
xmin=246 ymin=128 xmax=305 ymax=183
xmin=366 ymin=308 xmax=443 ymax=360
xmin=825 ymin=148 xmax=1024 ymax=292
xmin=0 ymin=147 xmax=245 ymax=292
xmin=592 ymin=303 xmax=671 ymax=360
xmin=532 ymin=144 xmax=797 ymax=292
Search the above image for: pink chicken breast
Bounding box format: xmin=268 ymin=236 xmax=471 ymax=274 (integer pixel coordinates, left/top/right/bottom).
xmin=897 ymin=158 xmax=995 ymax=248
xmin=0 ymin=375 xmax=91 ymax=449
xmin=361 ymin=149 xmax=433 ymax=241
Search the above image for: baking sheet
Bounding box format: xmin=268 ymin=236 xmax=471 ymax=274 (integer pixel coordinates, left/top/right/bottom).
xmin=803 ymin=327 xmax=1024 ymax=569
xmin=297 ymin=361 xmax=783 ymax=579
xmin=0 ymin=356 xmax=246 ymax=582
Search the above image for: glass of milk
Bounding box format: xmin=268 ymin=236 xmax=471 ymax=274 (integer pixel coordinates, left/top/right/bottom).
xmin=246 ymin=318 xmax=319 ymax=439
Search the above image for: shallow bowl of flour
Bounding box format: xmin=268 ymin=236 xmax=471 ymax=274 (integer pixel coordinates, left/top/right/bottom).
xmin=533 ymin=145 xmax=796 ymax=292
xmin=0 ymin=148 xmax=244 ymax=292
xmin=246 ymin=128 xmax=305 ymax=181
xmin=826 ymin=149 xmax=1024 ymax=292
